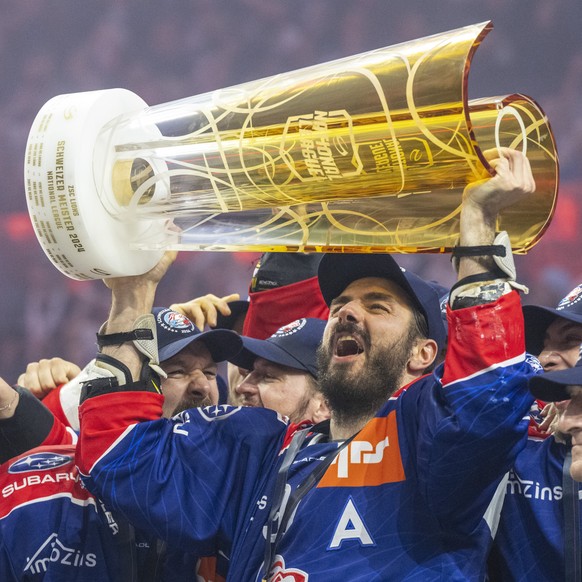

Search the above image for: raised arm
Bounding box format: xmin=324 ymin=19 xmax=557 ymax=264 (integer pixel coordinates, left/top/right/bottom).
xmin=97 ymin=250 xmax=177 ymax=381
xmin=76 ymin=250 xmax=285 ymax=554
xmin=456 ymin=147 xmax=535 ymax=281
xmin=413 ymin=148 xmax=538 ymax=530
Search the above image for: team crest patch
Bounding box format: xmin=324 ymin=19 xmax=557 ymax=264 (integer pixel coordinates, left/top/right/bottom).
xmin=273 ymin=319 xmax=306 ymax=338
xmin=268 ymin=556 xmax=309 ymax=581
xmin=557 ymin=284 xmax=582 ymax=310
xmin=197 ymin=404 xmax=242 ymax=422
xmin=9 ymin=453 xmax=73 ymax=473
xmin=157 ymin=308 xmax=196 ymax=334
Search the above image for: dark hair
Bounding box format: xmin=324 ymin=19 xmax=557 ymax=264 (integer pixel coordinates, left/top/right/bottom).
xmin=410 ymin=304 xmax=429 ymax=341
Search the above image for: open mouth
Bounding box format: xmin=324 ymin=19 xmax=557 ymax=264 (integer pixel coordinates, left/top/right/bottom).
xmin=335 ymin=334 xmax=365 ymax=357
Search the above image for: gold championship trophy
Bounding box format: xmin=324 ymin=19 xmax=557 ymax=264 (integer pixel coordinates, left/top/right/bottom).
xmin=24 ymin=21 xmax=558 ymax=280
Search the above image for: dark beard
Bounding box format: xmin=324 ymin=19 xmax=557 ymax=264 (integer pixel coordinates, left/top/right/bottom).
xmin=317 ymin=322 xmax=417 ymax=426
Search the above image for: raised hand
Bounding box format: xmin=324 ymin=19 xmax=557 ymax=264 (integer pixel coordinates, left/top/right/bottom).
xmin=170 ymin=293 xmax=241 ymax=329
xmin=17 ymin=357 xmax=81 ymax=399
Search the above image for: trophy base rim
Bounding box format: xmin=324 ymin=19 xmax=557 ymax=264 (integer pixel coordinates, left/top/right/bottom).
xmin=25 ymin=88 xmax=164 ymax=280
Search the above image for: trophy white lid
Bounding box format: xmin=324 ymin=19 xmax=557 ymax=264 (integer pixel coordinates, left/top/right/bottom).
xmin=25 ymin=88 xmax=164 ymax=280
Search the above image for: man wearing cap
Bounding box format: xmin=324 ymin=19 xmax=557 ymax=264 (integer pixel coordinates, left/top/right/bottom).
xmin=0 ymin=306 xmax=242 ymax=582
xmin=231 ymin=318 xmax=329 ymax=424
xmin=7 ymin=305 xmax=242 ymax=433
xmin=530 ymin=345 xmax=582 ymax=481
xmin=152 ymin=306 xmax=242 ymax=416
xmin=487 ymin=287 xmax=582 ymax=581
xmin=524 ymin=284 xmax=582 ymax=373
xmin=169 ymin=253 xmax=330 ymax=401
xmin=525 ymin=348 xmax=582 ymax=580
xmin=77 ymin=148 xmax=538 ymax=580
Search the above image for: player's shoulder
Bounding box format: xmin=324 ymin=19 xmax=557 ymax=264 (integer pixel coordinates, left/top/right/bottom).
xmin=171 ymin=404 xmax=289 ymax=439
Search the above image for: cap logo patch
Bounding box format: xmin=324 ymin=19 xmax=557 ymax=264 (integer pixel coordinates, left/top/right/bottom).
xmin=158 ymin=309 xmax=196 ymax=334
xmin=557 ymin=284 xmax=582 ymax=310
xmin=272 ymin=318 xmax=307 ymax=338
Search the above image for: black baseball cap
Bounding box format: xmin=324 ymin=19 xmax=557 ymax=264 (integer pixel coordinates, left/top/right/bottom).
xmin=523 ymin=284 xmax=582 ymax=355
xmin=250 ymin=252 xmax=323 ymax=292
xmin=214 ymin=299 xmax=250 ymax=331
xmin=317 ymin=254 xmax=447 ymax=351
xmin=154 ymin=307 xmax=243 ymax=362
xmin=229 ymin=318 xmax=326 ymax=378
xmin=529 ymin=345 xmax=582 ymax=402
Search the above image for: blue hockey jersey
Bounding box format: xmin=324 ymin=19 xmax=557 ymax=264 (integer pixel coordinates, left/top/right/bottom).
xmin=0 ymin=445 xmax=208 ymax=581
xmin=0 ymin=445 xmax=130 ymax=581
xmin=488 ymin=435 xmax=579 ymax=581
xmin=78 ymin=291 xmax=537 ymax=581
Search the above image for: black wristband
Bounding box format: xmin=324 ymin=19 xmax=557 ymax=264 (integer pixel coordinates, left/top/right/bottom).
xmin=96 ymin=328 xmax=154 ymax=348
xmin=451 ymin=244 xmax=507 ymax=258
xmin=80 ymin=376 xmax=158 ymax=403
xmin=451 ymin=271 xmax=507 ymax=295
xmin=79 ymin=354 xmax=162 ymax=405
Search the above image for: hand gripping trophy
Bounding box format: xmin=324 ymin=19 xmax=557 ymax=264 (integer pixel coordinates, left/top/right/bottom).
xmin=24 ymin=21 xmax=558 ymax=280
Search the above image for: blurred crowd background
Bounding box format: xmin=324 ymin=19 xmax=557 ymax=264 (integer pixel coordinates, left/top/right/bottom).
xmin=0 ymin=0 xmax=580 ymax=381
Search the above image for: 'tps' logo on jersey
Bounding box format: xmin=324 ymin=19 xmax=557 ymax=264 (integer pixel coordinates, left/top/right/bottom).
xmin=8 ymin=453 xmax=73 ymax=474
xmin=317 ymin=412 xmax=405 ymax=488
